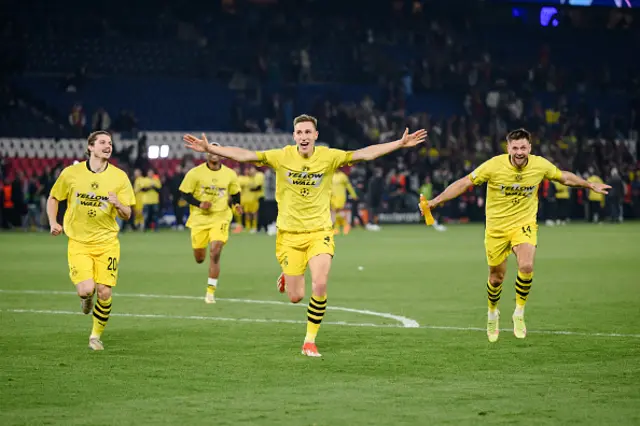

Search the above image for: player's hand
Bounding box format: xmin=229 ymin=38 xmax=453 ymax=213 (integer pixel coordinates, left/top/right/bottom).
xmin=399 ymin=128 xmax=428 ymax=148
xmin=233 ymin=204 xmax=243 ymax=215
xmin=589 ymin=182 xmax=611 ymax=195
xmin=50 ymin=223 xmax=63 ymax=236
xmin=107 ymin=192 xmax=121 ymax=208
xmin=183 ymin=133 xmax=209 ymax=153
xmin=200 ymin=201 xmax=212 ymax=210
xmin=418 ymin=194 xmax=439 ymax=215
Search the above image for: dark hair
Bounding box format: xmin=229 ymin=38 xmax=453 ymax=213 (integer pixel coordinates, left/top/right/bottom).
xmin=506 ymin=128 xmax=531 ymax=143
xmin=86 ymin=130 xmax=112 ymax=157
xmin=293 ymin=114 xmax=318 ymax=130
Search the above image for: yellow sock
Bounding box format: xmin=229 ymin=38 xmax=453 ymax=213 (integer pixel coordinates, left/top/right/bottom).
xmin=251 ymin=216 xmax=257 ymax=231
xmin=244 ymin=216 xmax=251 ymax=229
xmin=207 ymin=285 xmax=216 ymax=295
xmin=515 ymin=271 xmax=533 ymax=308
xmin=305 ymin=294 xmax=327 ymax=343
xmin=91 ymin=296 xmax=112 ymax=339
xmin=487 ymin=280 xmax=502 ymax=311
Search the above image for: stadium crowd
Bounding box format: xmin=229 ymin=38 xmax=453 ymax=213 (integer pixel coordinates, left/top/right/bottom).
xmin=1 ymin=0 xmax=639 ymax=229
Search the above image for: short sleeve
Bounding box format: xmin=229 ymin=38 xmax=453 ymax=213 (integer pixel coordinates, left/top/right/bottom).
xmin=117 ymin=176 xmax=136 ymax=206
xmin=256 ymin=149 xmax=283 ymax=169
xmin=50 ymin=168 xmax=70 ymax=201
xmin=329 ymin=149 xmax=354 ymax=170
xmin=469 ymin=159 xmax=493 ymax=185
xmin=541 ymin=158 xmax=562 ymax=181
xmin=179 ymin=170 xmax=197 ymax=194
xmin=228 ymin=172 xmax=241 ymax=195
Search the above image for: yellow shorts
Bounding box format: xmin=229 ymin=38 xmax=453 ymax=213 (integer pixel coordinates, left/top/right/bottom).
xmin=242 ymin=200 xmax=260 ymax=214
xmin=276 ymin=229 xmax=335 ymax=276
xmin=191 ymin=222 xmax=230 ymax=249
xmin=485 ymin=223 xmax=538 ymax=266
xmin=331 ymin=196 xmax=346 ymax=211
xmin=68 ymin=239 xmax=121 ymax=287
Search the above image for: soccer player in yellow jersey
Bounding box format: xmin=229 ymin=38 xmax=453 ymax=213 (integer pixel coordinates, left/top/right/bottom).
xmin=46 ymin=131 xmax=136 ymax=351
xmin=553 ymin=180 xmax=570 ymax=225
xmin=179 ymin=144 xmax=242 ymax=303
xmin=238 ymin=165 xmax=263 ymax=233
xmin=132 ymin=169 xmax=144 ymax=229
xmin=331 ymin=169 xmax=358 ymax=235
xmin=136 ymin=169 xmax=162 ymax=231
xmin=587 ymin=169 xmax=605 ymax=223
xmin=184 ymin=114 xmax=426 ymax=357
xmin=420 ymin=129 xmax=610 ymax=342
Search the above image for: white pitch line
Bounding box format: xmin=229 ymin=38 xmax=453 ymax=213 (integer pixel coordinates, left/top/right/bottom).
xmin=0 ymin=289 xmax=420 ymax=328
xmin=2 ymin=289 xmax=639 ymax=338
xmin=0 ymin=309 xmax=399 ymax=328
xmin=1 ymin=308 xmax=640 ymax=339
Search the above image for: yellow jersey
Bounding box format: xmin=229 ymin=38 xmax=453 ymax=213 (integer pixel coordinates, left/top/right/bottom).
xmin=50 ymin=161 xmax=135 ymax=245
xmin=253 ymin=171 xmax=265 ymax=199
xmin=238 ymin=175 xmax=254 ymax=203
xmin=178 ymin=163 xmax=240 ymax=228
xmin=135 ymin=176 xmax=161 ymax=205
xmin=469 ymin=154 xmax=562 ymax=232
xmin=553 ymin=181 xmax=570 ymax=200
xmin=239 ymin=172 xmax=266 ymax=204
xmin=332 ymin=171 xmax=357 ymax=201
xmin=256 ymin=145 xmax=354 ymax=232
xmin=587 ymin=175 xmax=604 ymax=202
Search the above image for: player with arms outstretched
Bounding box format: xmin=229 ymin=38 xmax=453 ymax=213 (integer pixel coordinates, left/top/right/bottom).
xmin=46 ymin=131 xmax=136 ymax=351
xmin=184 ymin=115 xmax=426 ymax=356
xmin=420 ymin=129 xmax=610 ymax=342
xmin=331 ymin=169 xmax=358 ymax=234
xmin=179 ymin=144 xmax=242 ymax=303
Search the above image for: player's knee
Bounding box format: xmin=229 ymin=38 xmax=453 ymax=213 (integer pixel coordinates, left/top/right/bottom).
xmin=288 ymin=288 xmax=305 ymax=304
xmin=194 ymin=249 xmax=206 ymax=263
xmin=311 ymin=280 xmax=328 ymax=297
xmin=489 ymin=272 xmax=505 ymax=286
xmin=76 ymin=281 xmax=95 ymax=298
xmin=519 ymin=263 xmax=534 ymax=275
xmin=96 ymin=285 xmax=112 ymax=300
xmin=209 ymin=245 xmax=223 ymax=264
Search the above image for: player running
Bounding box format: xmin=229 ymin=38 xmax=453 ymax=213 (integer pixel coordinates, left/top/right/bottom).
xmin=184 ymin=114 xmax=426 ymax=357
xmin=419 ymin=128 xmax=610 ymax=342
xmin=46 ymin=130 xmax=136 ymax=351
xmin=179 ymin=144 xmax=242 ymax=303
xmin=331 ymin=169 xmax=358 ymax=235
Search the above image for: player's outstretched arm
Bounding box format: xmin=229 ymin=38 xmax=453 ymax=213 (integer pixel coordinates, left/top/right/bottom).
xmin=46 ymin=196 xmax=63 ymax=236
xmin=351 ymin=128 xmax=427 ymax=162
xmin=183 ymin=133 xmax=259 ymax=162
xmin=557 ymin=171 xmax=611 ymax=194
xmin=424 ymin=176 xmax=474 ymax=210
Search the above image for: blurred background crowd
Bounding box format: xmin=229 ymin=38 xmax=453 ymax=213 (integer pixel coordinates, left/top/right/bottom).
xmin=1 ymin=0 xmax=638 ymax=231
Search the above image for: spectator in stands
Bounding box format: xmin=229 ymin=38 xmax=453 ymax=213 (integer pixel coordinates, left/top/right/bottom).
xmin=366 ymin=167 xmax=383 ymax=231
xmin=2 ymin=175 xmax=22 ymax=229
xmin=68 ymin=103 xmax=86 ymax=137
xmin=92 ymin=108 xmax=111 ymax=132
xmin=169 ymin=164 xmax=186 ymax=229
xmin=607 ymin=167 xmax=625 ymax=223
xmin=22 ymin=175 xmax=42 ymax=231
xmin=632 ymin=172 xmax=640 ymax=218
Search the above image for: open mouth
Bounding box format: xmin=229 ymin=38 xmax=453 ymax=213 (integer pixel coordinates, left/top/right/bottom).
xmin=102 ymin=150 xmax=112 ymax=155
xmin=300 ymin=141 xmax=310 ymax=148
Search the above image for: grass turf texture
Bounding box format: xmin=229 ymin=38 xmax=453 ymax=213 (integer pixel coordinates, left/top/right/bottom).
xmin=1 ymin=224 xmax=639 ymax=425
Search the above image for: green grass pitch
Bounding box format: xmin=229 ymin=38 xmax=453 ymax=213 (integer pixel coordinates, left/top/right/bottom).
xmin=1 ymin=224 xmax=639 ymax=425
